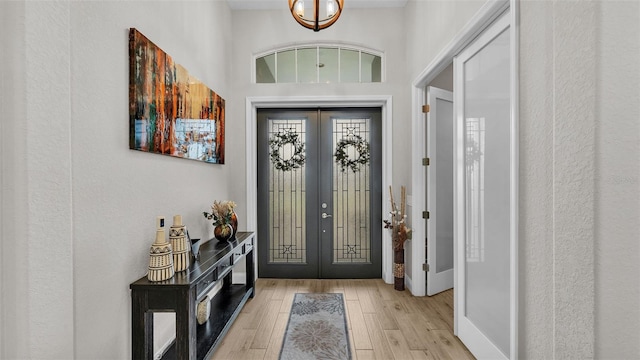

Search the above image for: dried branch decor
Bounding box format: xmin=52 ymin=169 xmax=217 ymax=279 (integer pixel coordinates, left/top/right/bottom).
xmin=384 ymin=185 xmax=412 ymax=291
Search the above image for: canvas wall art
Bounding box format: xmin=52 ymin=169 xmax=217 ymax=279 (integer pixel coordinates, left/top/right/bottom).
xmin=129 ymin=28 xmax=225 ymax=164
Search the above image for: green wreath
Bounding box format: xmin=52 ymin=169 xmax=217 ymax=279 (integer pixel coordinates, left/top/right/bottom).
xmin=334 ymin=135 xmax=370 ymax=173
xmin=269 ymin=130 xmax=306 ymax=171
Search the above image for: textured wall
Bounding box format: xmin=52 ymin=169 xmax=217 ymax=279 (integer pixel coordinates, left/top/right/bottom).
xmin=520 ymin=1 xmax=640 ymax=358
xmin=595 ymin=1 xmax=640 ymax=358
xmin=0 ymin=1 xmax=30 ymax=358
xmin=519 ymin=1 xmax=555 ymax=357
xmin=24 ymin=2 xmax=76 ymax=357
xmin=1 ymin=1 xmax=233 ymax=358
xmin=520 ymin=1 xmax=599 ymax=358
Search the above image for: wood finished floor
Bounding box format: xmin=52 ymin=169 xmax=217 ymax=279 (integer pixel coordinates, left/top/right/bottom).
xmin=209 ymin=279 xmax=475 ymax=360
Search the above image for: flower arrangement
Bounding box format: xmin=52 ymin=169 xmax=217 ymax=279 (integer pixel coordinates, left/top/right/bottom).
xmin=203 ymin=200 xmax=237 ymax=226
xmin=385 ymin=185 xmax=411 ymax=291
xmin=383 ymin=186 xmax=412 ymax=251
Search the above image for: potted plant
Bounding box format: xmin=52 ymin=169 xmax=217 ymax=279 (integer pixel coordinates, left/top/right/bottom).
xmin=203 ymin=200 xmax=238 ymax=242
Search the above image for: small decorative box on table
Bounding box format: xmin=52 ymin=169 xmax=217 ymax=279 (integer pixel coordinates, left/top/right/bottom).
xmin=130 ymin=232 xmax=255 ymax=360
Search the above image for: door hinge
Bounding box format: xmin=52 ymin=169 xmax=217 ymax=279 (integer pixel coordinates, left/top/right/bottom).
xmin=423 ymin=263 xmax=430 ymax=272
xmin=422 ymin=104 xmax=430 ymax=113
xmin=422 ymin=158 xmax=430 ymax=166
xmin=422 ymin=211 xmax=430 ymax=219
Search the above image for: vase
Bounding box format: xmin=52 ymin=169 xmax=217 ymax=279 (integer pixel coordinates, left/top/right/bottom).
xmin=148 ymin=228 xmax=175 ymax=282
xmin=197 ymin=296 xmax=211 ymax=325
xmin=169 ymin=215 xmax=190 ymax=272
xmin=393 ymin=248 xmax=405 ymax=291
xmin=214 ymin=223 xmax=233 ymax=242
xmin=230 ymin=212 xmax=238 ymax=237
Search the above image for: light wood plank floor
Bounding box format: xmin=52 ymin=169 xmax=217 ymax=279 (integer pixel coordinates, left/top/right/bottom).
xmin=209 ymin=279 xmax=475 ymax=360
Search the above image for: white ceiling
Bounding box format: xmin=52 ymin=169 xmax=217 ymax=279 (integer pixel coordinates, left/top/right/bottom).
xmin=226 ymin=0 xmax=409 ymax=10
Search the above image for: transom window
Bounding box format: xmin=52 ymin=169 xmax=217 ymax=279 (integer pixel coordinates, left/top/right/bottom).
xmin=255 ymin=45 xmax=383 ymax=84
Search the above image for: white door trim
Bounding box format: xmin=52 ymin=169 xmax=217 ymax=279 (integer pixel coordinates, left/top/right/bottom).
xmin=245 ymin=95 xmax=394 ymax=283
xmin=410 ymin=0 xmax=518 ymax=357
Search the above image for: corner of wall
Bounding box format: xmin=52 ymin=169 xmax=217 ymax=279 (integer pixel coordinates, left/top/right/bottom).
xmin=1 ymin=1 xmax=30 ymax=358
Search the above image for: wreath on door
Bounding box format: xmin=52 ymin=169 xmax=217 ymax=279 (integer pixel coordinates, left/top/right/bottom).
xmin=334 ymin=135 xmax=370 ymax=173
xmin=269 ymin=130 xmax=306 ymax=171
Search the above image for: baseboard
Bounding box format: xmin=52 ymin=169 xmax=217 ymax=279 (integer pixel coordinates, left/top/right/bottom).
xmin=405 ymin=274 xmax=413 ymax=293
xmin=154 ymin=313 xmax=177 ymax=360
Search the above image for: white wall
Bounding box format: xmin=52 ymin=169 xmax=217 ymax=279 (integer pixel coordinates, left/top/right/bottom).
xmin=520 ymin=0 xmax=639 ymax=358
xmin=404 ymin=0 xmax=485 ymax=88
xmin=1 ymin=1 xmax=233 ymax=358
xmin=519 ymin=1 xmax=640 ymax=358
xmin=595 ymin=1 xmax=640 ymax=358
xmin=1 ymin=1 xmax=30 ymax=358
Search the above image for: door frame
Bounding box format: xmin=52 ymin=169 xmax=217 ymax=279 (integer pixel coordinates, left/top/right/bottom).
xmin=409 ymin=0 xmax=518 ymax=357
xmin=246 ymin=95 xmax=394 ymax=283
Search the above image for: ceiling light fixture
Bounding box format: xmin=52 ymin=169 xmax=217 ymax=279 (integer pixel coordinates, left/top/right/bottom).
xmin=289 ymin=0 xmax=344 ymax=32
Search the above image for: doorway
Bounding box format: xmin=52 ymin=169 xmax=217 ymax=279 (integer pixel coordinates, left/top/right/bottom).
xmin=410 ymin=1 xmax=517 ymax=358
xmin=257 ymin=108 xmax=382 ymax=279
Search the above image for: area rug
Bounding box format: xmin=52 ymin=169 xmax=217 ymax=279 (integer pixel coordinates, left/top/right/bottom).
xmin=279 ymin=293 xmax=351 ymax=360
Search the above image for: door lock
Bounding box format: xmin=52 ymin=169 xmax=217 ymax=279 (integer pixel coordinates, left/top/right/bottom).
xmin=322 ymin=212 xmax=332 ymax=219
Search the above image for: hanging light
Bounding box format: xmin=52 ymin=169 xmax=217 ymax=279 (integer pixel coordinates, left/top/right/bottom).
xmin=289 ymin=0 xmax=344 ymax=32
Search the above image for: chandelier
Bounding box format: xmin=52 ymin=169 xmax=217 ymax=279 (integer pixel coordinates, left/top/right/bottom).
xmin=289 ymin=0 xmax=344 ymax=32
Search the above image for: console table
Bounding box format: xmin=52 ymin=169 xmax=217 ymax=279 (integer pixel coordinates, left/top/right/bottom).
xmin=130 ymin=232 xmax=255 ymax=360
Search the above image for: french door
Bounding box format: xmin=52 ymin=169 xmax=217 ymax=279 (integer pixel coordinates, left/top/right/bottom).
xmin=454 ymin=10 xmax=517 ymax=360
xmin=257 ymin=108 xmax=382 ymax=278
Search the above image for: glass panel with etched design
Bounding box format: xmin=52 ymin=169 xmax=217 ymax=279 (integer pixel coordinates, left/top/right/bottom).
xmin=332 ymin=118 xmax=371 ymax=263
xmin=268 ymin=119 xmax=307 ymax=263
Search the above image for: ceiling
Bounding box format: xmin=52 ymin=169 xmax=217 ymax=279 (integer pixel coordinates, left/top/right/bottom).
xmin=226 ymin=0 xmax=409 ymax=10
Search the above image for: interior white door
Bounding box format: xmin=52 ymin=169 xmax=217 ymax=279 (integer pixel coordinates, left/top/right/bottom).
xmin=426 ymin=86 xmax=455 ymax=296
xmin=454 ymin=10 xmax=516 ymax=360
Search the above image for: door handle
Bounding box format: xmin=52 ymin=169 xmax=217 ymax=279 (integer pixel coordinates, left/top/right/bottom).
xmin=322 ymin=213 xmax=332 ymax=219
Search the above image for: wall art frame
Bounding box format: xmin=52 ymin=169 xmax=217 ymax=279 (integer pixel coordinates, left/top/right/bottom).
xmin=129 ymin=28 xmax=225 ymax=164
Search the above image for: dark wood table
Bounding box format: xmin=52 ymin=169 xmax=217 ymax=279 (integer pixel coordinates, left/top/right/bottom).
xmin=130 ymin=232 xmax=255 ymax=360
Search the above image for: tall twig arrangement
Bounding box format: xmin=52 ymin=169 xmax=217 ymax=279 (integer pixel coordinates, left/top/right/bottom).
xmin=385 ymin=185 xmax=411 ymax=250
xmin=384 ymin=185 xmax=412 ymax=291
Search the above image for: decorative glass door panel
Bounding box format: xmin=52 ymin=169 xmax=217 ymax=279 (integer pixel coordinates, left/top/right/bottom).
xmin=267 ymin=119 xmax=307 ymax=264
xmin=319 ymin=110 xmax=381 ymax=278
xmin=331 ymin=118 xmax=371 ymax=264
xmin=258 ymin=108 xmax=381 ymax=278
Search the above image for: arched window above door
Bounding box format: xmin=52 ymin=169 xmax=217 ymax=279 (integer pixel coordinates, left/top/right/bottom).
xmin=254 ymin=44 xmax=383 ymax=84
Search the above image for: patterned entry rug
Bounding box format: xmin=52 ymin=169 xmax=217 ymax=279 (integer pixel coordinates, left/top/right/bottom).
xmin=279 ymin=293 xmax=351 ymax=360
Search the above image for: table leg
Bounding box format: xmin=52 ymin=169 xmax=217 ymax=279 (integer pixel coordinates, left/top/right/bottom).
xmin=131 ymin=291 xmax=154 ymax=359
xmin=175 ymin=288 xmax=196 ymax=360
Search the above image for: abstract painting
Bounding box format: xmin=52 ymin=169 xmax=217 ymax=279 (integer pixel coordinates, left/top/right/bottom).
xmin=129 ymin=28 xmax=225 ymax=164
